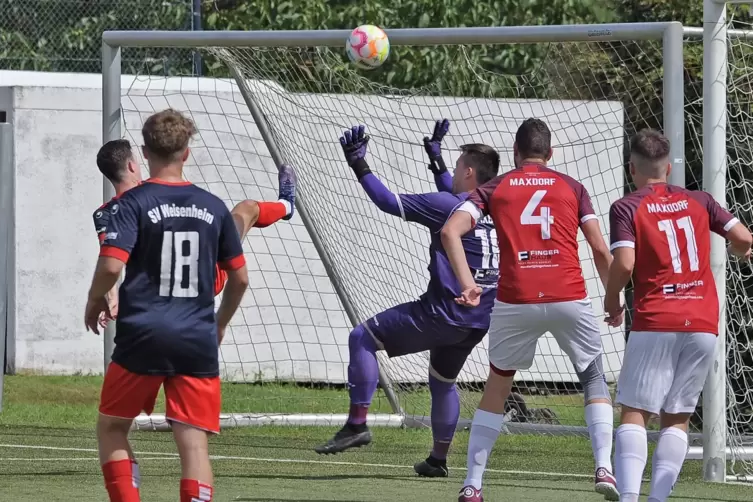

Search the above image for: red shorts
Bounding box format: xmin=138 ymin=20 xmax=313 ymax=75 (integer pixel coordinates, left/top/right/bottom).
xmin=214 ymin=264 xmax=227 ymax=296
xmin=99 ymin=362 xmax=221 ymax=434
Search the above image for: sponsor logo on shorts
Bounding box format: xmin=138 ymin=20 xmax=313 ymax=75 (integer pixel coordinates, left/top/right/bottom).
xmin=105 ymin=232 xmax=118 ymax=240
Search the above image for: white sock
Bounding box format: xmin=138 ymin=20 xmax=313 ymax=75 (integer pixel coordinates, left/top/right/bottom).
xmin=615 ymin=423 xmax=647 ymax=501
xmin=464 ymin=409 xmax=505 ymax=490
xmin=278 ymin=199 xmax=292 ymax=216
xmin=585 ymin=402 xmax=614 ymax=472
xmin=648 ymin=427 xmax=688 ymax=502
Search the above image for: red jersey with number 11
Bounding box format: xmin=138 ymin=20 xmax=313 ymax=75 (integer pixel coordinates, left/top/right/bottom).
xmin=610 ymin=183 xmax=738 ymax=335
xmin=458 ymin=163 xmax=597 ymax=304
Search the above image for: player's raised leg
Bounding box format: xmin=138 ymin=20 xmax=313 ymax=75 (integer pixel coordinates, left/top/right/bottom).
xmin=252 ymin=164 xmax=297 ymax=230
xmin=314 ymin=302 xmax=476 ymax=455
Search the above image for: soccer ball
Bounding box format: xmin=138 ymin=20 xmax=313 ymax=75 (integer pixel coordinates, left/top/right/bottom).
xmin=346 ymin=25 xmax=390 ymax=70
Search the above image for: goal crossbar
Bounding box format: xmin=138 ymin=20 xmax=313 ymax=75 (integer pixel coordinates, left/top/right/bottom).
xmin=102 ymin=23 xmax=679 ymax=48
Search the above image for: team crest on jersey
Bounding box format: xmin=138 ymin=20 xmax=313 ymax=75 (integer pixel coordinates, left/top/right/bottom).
xmin=111 ymin=204 xmax=119 ymax=215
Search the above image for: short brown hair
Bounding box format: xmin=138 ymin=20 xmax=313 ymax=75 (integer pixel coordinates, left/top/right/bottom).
xmin=97 ymin=139 xmax=133 ymax=183
xmin=459 ymin=144 xmax=500 ymax=184
xmin=141 ymin=109 xmax=197 ymax=161
xmin=630 ymin=129 xmax=670 ymax=176
xmin=515 ymin=118 xmax=551 ymax=159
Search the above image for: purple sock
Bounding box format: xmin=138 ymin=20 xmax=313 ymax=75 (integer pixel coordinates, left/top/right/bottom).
xmin=429 ymin=374 xmax=460 ymax=460
xmin=347 ymin=325 xmax=379 ymax=425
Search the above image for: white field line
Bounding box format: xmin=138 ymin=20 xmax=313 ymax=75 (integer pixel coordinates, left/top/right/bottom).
xmin=0 ymin=443 xmax=592 ymax=479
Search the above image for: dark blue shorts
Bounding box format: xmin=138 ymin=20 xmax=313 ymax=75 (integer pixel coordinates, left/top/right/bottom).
xmin=363 ymin=301 xmax=487 ymax=380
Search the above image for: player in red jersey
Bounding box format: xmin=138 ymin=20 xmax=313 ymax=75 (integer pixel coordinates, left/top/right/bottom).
xmin=441 ymin=118 xmax=618 ymax=502
xmin=604 ymin=130 xmax=752 ymax=502
xmin=85 ymin=110 xmax=251 ymax=502
xmin=93 ymin=138 xmax=297 ymax=326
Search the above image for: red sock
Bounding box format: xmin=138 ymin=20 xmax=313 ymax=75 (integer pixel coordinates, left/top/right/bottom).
xmin=180 ymin=479 xmax=213 ymax=502
xmin=254 ymin=201 xmax=288 ymax=228
xmin=102 ymin=459 xmax=140 ymax=502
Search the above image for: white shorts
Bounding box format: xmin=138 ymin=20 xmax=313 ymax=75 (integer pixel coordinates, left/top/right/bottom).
xmin=616 ymin=331 xmax=717 ymax=415
xmin=487 ymin=298 xmax=603 ymax=374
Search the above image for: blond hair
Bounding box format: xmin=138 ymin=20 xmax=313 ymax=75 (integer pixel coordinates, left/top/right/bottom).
xmin=142 ymin=109 xmax=197 ymax=161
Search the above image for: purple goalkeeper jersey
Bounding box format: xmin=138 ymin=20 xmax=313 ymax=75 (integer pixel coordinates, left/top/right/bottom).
xmin=396 ymin=191 xmax=498 ymax=329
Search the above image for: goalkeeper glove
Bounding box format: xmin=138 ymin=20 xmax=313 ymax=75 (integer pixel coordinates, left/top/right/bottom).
xmin=339 ymin=125 xmax=372 ymax=180
xmin=423 ymin=119 xmax=450 ymax=175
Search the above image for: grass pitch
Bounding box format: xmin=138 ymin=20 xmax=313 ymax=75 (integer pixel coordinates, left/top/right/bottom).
xmin=0 ymin=375 xmax=750 ymax=501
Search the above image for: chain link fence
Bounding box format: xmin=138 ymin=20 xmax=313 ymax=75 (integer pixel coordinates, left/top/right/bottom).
xmin=1 ymin=0 xmax=198 ymax=74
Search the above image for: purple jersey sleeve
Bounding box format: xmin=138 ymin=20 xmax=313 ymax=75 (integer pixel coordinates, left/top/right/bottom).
xmin=435 ymin=171 xmax=453 ymax=193
xmin=217 ymin=207 xmax=245 ymax=270
xmin=688 ymin=190 xmax=740 ymax=237
xmin=398 ymin=191 xmax=465 ymax=231
xmin=609 ymin=196 xmax=639 ymax=252
xmin=100 ymin=196 xmax=139 ymax=262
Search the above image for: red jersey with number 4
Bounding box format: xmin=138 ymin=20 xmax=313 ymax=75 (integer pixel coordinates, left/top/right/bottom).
xmin=609 ymin=183 xmax=738 ymax=335
xmin=459 ymin=163 xmax=597 ymax=304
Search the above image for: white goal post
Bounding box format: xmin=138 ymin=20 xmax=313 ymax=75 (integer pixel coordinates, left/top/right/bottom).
xmin=100 ymin=20 xmax=749 ymax=482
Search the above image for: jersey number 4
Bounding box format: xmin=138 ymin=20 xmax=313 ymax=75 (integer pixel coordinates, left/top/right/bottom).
xmin=160 ymin=231 xmax=200 ymax=298
xmin=658 ymin=216 xmax=699 ymax=273
xmin=521 ymin=190 xmax=554 ymax=239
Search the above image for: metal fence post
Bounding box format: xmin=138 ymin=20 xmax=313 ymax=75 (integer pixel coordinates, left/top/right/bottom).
xmin=0 ymin=121 xmax=13 ymax=412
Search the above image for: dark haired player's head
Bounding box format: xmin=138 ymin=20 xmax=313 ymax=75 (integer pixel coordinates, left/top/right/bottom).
xmin=513 ymin=118 xmax=553 ymax=167
xmin=629 ymin=129 xmax=671 ymax=188
xmin=96 ymin=139 xmax=141 ymax=194
xmin=451 ymin=143 xmax=500 ymax=194
xmin=141 ymin=109 xmax=197 ymax=178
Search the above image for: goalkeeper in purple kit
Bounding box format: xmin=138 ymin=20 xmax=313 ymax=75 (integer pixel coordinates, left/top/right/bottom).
xmin=314 ymin=121 xmax=500 ymax=478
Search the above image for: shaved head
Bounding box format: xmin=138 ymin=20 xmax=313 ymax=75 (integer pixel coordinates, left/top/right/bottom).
xmin=630 ymin=129 xmax=670 ymax=178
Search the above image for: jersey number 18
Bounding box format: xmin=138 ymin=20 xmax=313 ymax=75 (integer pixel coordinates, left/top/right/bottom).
xmin=160 ymin=231 xmax=200 ymax=298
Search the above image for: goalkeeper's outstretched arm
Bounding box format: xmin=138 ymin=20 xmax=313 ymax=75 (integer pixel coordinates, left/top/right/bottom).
xmin=340 ymin=125 xmax=461 ymax=230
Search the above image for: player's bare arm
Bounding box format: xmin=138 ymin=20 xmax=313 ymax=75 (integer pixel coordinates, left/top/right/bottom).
xmin=85 ymin=256 xmax=125 ymax=334
xmin=604 ymin=247 xmax=634 ymax=327
xmin=727 ymin=221 xmax=753 ymax=258
xmin=581 ymin=219 xmax=612 ymax=288
xmin=441 ymin=211 xmax=482 ymax=306
xmin=215 ymin=264 xmax=249 ymax=344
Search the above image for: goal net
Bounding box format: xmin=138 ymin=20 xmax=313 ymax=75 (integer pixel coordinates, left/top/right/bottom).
xmin=120 ymin=35 xmax=652 ymax=432
xmin=115 ymin=25 xmax=753 ymax=451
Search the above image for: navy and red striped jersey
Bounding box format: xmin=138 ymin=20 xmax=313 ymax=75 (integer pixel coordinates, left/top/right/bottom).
xmin=100 ymin=178 xmax=245 ymax=377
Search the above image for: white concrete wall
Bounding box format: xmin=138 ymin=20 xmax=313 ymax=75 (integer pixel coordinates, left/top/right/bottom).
xmin=1 ymin=70 xmax=626 ymax=385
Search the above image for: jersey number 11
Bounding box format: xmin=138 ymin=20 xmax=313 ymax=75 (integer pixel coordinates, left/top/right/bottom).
xmin=160 ymin=231 xmax=200 ymax=298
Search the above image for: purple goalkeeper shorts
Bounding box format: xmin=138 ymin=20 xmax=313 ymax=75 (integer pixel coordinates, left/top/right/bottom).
xmin=363 ymin=300 xmax=487 ymax=380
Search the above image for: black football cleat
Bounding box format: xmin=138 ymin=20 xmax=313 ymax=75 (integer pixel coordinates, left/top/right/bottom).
xmin=314 ymin=424 xmax=372 ymax=455
xmin=413 ymin=456 xmax=449 ymax=477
